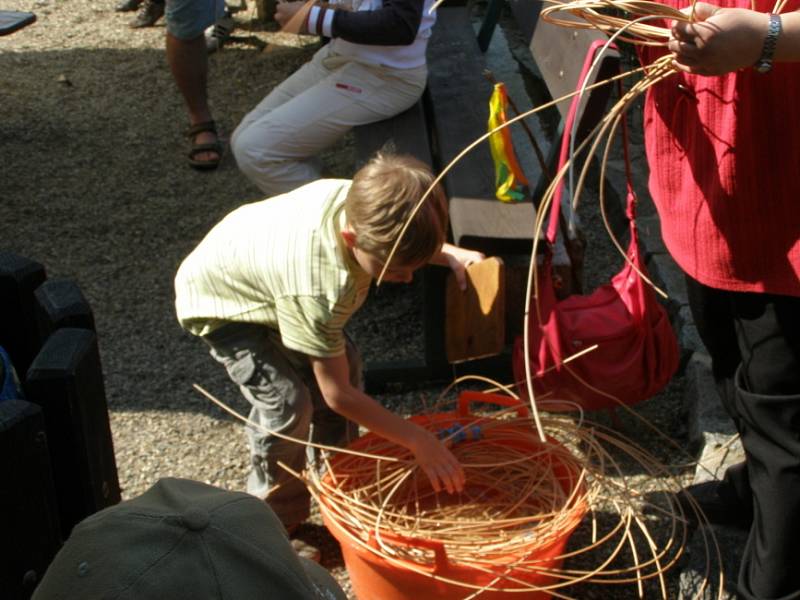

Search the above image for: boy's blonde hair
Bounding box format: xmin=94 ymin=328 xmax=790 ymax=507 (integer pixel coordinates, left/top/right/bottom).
xmin=345 ymin=153 xmax=448 ymax=267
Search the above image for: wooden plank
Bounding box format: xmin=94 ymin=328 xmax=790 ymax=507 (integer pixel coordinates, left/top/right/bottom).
xmin=353 ymin=100 xmax=432 ymax=169
xmin=427 ymin=7 xmax=495 ymax=200
xmin=34 ymin=279 xmax=96 ymax=342
xmin=530 ymin=14 xmax=620 ymax=123
xmin=0 ymin=10 xmax=36 ymax=36
xmin=0 ymin=251 xmax=47 ymax=378
xmin=24 ymin=328 xmax=121 ymax=538
xmin=445 ymin=257 xmax=505 ymax=363
xmin=0 ymin=400 xmax=61 ymax=600
xmin=355 ymin=102 xmax=447 ymax=389
xmin=448 ymin=197 xmax=536 ymax=245
xmin=426 ymin=7 xmax=537 ymax=249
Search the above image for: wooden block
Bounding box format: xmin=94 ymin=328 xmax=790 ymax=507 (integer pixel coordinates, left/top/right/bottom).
xmin=530 ymin=15 xmax=620 ymax=124
xmin=0 ymin=400 xmax=61 ymax=600
xmin=449 ymin=196 xmax=536 ymax=251
xmin=445 ymin=257 xmax=505 ymax=363
xmin=0 ymin=251 xmax=47 ymax=378
xmin=34 ymin=278 xmax=96 ymax=342
xmin=24 ymin=328 xmax=121 ymax=538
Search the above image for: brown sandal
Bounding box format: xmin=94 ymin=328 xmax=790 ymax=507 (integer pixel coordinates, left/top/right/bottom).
xmin=187 ymin=120 xmax=223 ymax=171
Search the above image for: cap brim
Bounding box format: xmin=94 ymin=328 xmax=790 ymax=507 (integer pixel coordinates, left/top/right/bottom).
xmin=299 ymin=558 xmax=348 ymax=600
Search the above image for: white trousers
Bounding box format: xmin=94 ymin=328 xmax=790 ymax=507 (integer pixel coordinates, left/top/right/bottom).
xmin=231 ymin=44 xmax=427 ymax=196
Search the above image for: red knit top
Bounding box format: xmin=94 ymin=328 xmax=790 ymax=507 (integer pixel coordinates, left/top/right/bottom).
xmin=640 ymin=0 xmax=800 ymax=297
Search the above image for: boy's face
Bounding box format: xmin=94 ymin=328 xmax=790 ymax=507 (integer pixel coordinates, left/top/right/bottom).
xmin=352 ymin=247 xmax=425 ymax=283
xmin=342 ymin=227 xmax=428 ymax=283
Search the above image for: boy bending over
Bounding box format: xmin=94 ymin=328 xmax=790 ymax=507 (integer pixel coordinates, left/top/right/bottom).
xmin=175 ymin=153 xmax=483 ymax=529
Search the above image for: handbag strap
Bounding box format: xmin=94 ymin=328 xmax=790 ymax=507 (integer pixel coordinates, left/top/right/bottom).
xmin=545 ymin=39 xmax=638 ymax=246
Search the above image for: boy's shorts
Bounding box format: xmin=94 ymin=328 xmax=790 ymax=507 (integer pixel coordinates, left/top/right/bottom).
xmin=166 ymin=0 xmax=226 ymax=40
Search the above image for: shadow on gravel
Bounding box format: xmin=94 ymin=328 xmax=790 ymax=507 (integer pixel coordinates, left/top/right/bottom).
xmin=1 ymin=44 xmax=340 ymax=414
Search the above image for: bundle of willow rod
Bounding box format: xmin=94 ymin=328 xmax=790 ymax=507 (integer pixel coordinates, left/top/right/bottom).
xmin=211 ymin=2 xmax=735 ymax=595
xmin=311 ymin=416 xmax=588 ymax=564
xmin=296 ymin=406 xmax=720 ymax=598
xmin=356 ymin=0 xmax=736 ymax=597
xmin=539 ymin=0 xmax=680 ymax=45
xmin=196 ymin=379 xmax=724 ymax=598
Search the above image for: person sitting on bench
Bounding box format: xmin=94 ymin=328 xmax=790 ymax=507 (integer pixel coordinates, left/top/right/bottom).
xmin=231 ymin=0 xmax=435 ymax=195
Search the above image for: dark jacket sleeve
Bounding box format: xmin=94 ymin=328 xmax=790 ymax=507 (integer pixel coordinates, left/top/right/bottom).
xmin=329 ymin=0 xmax=425 ymax=46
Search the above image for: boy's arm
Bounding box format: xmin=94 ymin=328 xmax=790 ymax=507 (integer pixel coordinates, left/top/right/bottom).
xmin=309 ymin=353 xmax=465 ymax=494
xmin=428 ymin=243 xmax=486 ymax=290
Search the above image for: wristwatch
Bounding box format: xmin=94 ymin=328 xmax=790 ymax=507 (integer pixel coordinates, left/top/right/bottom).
xmin=754 ymin=13 xmax=782 ymax=74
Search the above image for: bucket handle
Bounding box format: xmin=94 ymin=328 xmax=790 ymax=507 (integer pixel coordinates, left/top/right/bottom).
xmin=368 ymin=529 xmax=449 ymax=574
xmin=457 ymin=391 xmax=529 ymax=418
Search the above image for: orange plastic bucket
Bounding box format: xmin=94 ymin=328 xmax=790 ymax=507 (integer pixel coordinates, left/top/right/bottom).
xmin=319 ymin=391 xmax=587 ymax=600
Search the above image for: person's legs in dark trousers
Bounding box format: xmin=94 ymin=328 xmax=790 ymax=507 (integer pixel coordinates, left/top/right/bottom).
xmin=686 ymin=275 xmax=800 ymax=599
xmin=731 ymin=292 xmax=800 ymax=599
xmin=686 ymin=277 xmax=753 ymax=510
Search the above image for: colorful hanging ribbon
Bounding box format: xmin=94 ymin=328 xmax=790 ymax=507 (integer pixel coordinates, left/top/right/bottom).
xmin=488 ymin=82 xmax=529 ymax=203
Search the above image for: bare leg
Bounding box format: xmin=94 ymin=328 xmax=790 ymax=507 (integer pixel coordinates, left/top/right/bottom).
xmin=166 ymin=31 xmax=220 ymax=164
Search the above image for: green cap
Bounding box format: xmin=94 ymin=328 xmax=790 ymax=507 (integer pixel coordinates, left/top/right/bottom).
xmin=33 ymin=478 xmax=347 ymax=600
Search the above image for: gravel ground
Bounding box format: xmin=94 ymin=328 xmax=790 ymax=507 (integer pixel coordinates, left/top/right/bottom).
xmin=2 ymin=2 xmax=694 ymax=597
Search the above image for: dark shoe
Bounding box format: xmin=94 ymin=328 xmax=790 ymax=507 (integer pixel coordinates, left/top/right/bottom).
xmin=676 ymin=479 xmax=753 ymax=530
xmin=186 ymin=120 xmax=223 ymax=171
xmin=115 ymin=0 xmax=142 ymax=12
xmin=129 ymin=0 xmax=164 ymax=28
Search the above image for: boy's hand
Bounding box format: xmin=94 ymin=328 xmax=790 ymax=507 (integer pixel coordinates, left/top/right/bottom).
xmin=669 ymin=3 xmax=767 ymax=75
xmin=436 ymin=244 xmax=486 ymax=291
xmin=311 ymin=354 xmax=465 ymax=494
xmin=409 ymin=426 xmax=466 ymax=494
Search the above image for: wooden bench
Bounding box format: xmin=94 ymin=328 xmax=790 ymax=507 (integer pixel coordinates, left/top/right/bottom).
xmin=357 ymin=0 xmax=619 ymax=391
xmin=1 ymin=251 xmax=121 ymax=599
xmin=356 ymin=3 xmax=533 ymax=391
xmin=0 ymin=10 xmax=36 ymax=36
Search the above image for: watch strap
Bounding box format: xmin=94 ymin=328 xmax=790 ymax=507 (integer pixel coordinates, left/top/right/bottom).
xmin=755 ymin=13 xmax=782 ymax=74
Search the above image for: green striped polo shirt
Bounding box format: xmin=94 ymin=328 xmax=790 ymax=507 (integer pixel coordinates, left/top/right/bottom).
xmin=174 ymin=179 xmax=372 ymax=357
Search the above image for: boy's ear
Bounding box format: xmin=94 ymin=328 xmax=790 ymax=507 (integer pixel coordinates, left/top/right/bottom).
xmin=341 ymin=229 xmax=356 ymax=248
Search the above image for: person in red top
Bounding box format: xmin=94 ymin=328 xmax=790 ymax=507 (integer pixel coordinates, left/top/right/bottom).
xmin=641 ymin=2 xmax=800 ymax=598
